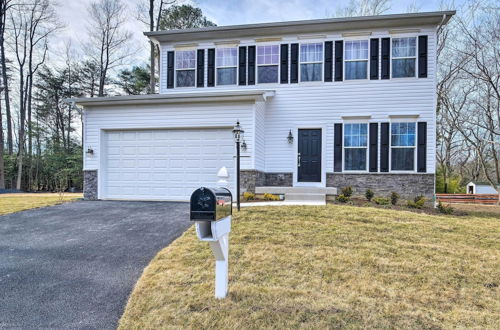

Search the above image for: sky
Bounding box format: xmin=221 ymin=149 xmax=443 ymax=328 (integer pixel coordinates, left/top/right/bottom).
xmin=54 ymin=0 xmax=456 ymax=66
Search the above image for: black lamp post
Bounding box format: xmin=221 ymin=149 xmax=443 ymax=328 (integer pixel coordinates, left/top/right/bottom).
xmin=232 ymin=121 xmax=244 ymax=211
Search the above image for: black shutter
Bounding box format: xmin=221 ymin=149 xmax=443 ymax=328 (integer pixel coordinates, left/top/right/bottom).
xmin=334 ymin=40 xmax=343 ymax=81
xmin=207 ymin=48 xmax=215 ymax=87
xmin=334 ymin=123 xmax=343 ymax=172
xmin=196 ymin=49 xmax=204 ymax=87
xmin=381 ymin=38 xmax=390 ymax=80
xmin=380 ymin=123 xmax=389 ymax=172
xmin=238 ymin=46 xmax=247 ymax=85
xmin=417 ymin=122 xmax=427 ymax=172
xmin=324 ymin=41 xmax=333 ymax=82
xmin=369 ymin=123 xmax=378 ymax=172
xmin=280 ymin=44 xmax=289 ymax=84
xmin=290 ymin=43 xmax=299 ymax=83
xmin=370 ymin=39 xmax=379 ymax=80
xmin=248 ymin=46 xmax=255 ymax=85
xmin=418 ymin=35 xmax=428 ymax=78
xmin=167 ymin=51 xmax=174 ymax=89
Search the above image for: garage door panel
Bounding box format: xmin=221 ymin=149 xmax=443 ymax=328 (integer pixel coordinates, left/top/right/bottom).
xmin=103 ymin=128 xmax=234 ymax=200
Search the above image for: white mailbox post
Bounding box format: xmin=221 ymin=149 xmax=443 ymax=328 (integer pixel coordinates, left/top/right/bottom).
xmin=190 ymin=187 xmax=232 ymax=299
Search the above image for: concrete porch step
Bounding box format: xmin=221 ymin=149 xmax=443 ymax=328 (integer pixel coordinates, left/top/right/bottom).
xmin=255 ymin=186 xmax=337 ymax=195
xmin=285 ymin=193 xmax=326 ymax=202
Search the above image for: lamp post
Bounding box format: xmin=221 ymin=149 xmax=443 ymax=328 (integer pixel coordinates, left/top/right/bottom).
xmin=232 ymin=121 xmax=244 ymax=211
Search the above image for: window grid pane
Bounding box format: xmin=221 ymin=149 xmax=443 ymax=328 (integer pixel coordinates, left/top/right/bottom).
xmin=216 ymin=48 xmax=237 ymax=67
xmin=175 ymin=50 xmax=195 ymax=69
xmin=344 ymin=123 xmax=368 ymax=147
xmin=392 ymin=37 xmax=416 ymax=58
xmin=391 ymin=122 xmax=416 ymax=146
xmin=345 ymin=40 xmax=368 ymax=60
xmin=300 ymin=43 xmax=323 ymax=63
xmin=257 ymin=45 xmax=279 ymax=65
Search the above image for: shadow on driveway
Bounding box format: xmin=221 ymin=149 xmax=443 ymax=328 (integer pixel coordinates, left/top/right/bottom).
xmin=0 ymin=200 xmax=191 ymax=329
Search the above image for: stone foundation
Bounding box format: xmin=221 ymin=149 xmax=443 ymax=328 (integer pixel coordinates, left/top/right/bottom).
xmin=327 ymin=173 xmax=435 ymax=200
xmin=240 ymin=171 xmax=293 ymax=192
xmin=83 ymin=170 xmax=98 ymax=200
xmin=265 ymin=172 xmax=293 ymax=187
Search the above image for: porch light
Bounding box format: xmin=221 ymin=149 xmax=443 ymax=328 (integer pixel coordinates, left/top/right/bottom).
xmin=241 ymin=139 xmax=247 ymax=151
xmin=232 ymin=121 xmax=244 ymax=142
xmin=287 ymin=130 xmax=294 ymax=144
xmin=86 ymin=147 xmax=94 ymax=155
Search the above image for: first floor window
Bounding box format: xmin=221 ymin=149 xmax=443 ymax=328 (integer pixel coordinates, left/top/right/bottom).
xmin=344 ymin=123 xmax=368 ymax=171
xmin=257 ymin=45 xmax=279 ymax=83
xmin=391 ymin=122 xmax=416 ymax=171
xmin=216 ymin=47 xmax=237 ymax=85
xmin=345 ymin=40 xmax=368 ymax=80
xmin=300 ymin=43 xmax=323 ymax=82
xmin=392 ymin=37 xmax=416 ymax=78
xmin=175 ymin=50 xmax=195 ymax=87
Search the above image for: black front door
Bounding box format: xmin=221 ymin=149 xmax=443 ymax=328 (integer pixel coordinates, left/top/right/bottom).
xmin=298 ymin=129 xmax=322 ymax=182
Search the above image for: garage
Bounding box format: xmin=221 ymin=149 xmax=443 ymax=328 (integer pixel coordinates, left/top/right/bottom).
xmin=102 ymin=128 xmax=234 ymax=201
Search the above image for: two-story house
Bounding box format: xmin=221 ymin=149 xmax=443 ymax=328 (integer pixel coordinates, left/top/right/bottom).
xmin=72 ymin=11 xmax=455 ymax=202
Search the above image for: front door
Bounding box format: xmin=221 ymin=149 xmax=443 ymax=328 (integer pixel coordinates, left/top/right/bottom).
xmin=298 ymin=129 xmax=322 ymax=182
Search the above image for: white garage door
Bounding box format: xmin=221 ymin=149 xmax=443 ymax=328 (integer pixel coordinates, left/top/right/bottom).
xmin=103 ymin=128 xmax=234 ymax=200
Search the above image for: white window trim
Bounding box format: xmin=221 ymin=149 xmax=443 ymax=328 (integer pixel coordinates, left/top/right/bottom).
xmin=299 ymin=42 xmax=323 ymax=83
xmin=256 ymin=44 xmax=280 ymax=84
xmin=390 ymin=36 xmax=417 ymax=79
xmin=342 ymin=122 xmax=369 ymax=173
xmin=174 ymin=50 xmax=196 ymax=88
xmin=389 ymin=121 xmax=417 ymax=173
xmin=215 ymin=47 xmax=238 ymax=86
xmin=343 ymin=39 xmax=369 ymax=81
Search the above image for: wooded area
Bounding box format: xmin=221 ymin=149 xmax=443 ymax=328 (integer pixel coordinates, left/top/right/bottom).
xmin=0 ymin=0 xmax=498 ymax=193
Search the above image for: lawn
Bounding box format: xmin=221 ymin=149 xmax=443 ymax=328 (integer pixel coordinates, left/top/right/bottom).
xmin=0 ymin=193 xmax=82 ymax=215
xmin=119 ymin=204 xmax=500 ymax=329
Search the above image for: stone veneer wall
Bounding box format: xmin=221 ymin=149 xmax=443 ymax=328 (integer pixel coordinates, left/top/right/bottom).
xmin=83 ymin=170 xmax=98 ymax=200
xmin=327 ymin=173 xmax=435 ymax=200
xmin=240 ymin=170 xmax=293 ymax=192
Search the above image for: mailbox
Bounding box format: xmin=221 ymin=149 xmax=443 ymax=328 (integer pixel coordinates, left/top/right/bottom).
xmin=190 ymin=187 xmax=232 ymax=221
xmin=190 ymin=186 xmax=233 ymax=298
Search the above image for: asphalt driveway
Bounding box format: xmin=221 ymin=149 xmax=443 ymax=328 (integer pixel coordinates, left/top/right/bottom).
xmin=0 ymin=200 xmax=191 ymax=329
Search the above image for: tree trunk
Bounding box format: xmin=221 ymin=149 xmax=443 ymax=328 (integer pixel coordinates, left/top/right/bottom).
xmin=0 ymin=15 xmax=12 ymax=154
xmin=0 ymin=93 xmax=5 ymax=189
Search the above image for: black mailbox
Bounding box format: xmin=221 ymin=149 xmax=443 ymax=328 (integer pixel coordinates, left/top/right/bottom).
xmin=190 ymin=187 xmax=232 ymax=221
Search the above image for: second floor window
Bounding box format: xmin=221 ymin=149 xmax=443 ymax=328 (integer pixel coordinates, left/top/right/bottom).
xmin=216 ymin=47 xmax=237 ymax=85
xmin=391 ymin=122 xmax=416 ymax=171
xmin=300 ymin=43 xmax=323 ymax=82
xmin=392 ymin=37 xmax=416 ymax=78
xmin=257 ymin=45 xmax=279 ymax=83
xmin=175 ymin=50 xmax=196 ymax=87
xmin=345 ymin=40 xmax=368 ymax=80
xmin=344 ymin=123 xmax=368 ymax=171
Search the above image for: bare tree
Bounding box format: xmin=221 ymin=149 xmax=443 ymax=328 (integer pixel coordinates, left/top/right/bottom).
xmin=86 ymin=0 xmax=132 ymax=97
xmin=0 ymin=0 xmax=13 ymax=154
xmin=335 ymin=0 xmax=391 ymax=17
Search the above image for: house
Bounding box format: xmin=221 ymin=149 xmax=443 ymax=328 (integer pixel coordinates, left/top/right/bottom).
xmin=71 ymin=11 xmax=455 ymax=202
xmin=466 ymin=182 xmax=499 ymax=195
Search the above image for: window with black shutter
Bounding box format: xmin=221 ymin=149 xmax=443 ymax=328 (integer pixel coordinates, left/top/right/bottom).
xmin=334 ymin=123 xmax=343 ymax=172
xmin=418 ymin=36 xmax=428 ymax=78
xmin=248 ymin=46 xmax=256 ymax=85
xmin=167 ymin=51 xmax=174 ymax=89
xmin=238 ymin=46 xmax=247 ymax=85
xmin=369 ymin=123 xmax=378 ymax=171
xmin=324 ymin=41 xmax=333 ymax=82
xmin=207 ymin=48 xmax=215 ymax=87
xmin=196 ymin=49 xmax=205 ymax=87
xmin=334 ymin=40 xmax=343 ymax=81
xmin=290 ymin=43 xmax=299 ymax=83
xmin=381 ymin=38 xmax=390 ymax=80
xmin=280 ymin=44 xmax=289 ymax=84
xmin=380 ymin=122 xmax=389 ymax=171
xmin=370 ymin=39 xmax=379 ymax=80
xmin=417 ymin=122 xmax=427 ymax=172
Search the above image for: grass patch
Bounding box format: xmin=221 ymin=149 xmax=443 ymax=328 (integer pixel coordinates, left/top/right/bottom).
xmin=119 ymin=205 xmax=500 ymax=329
xmin=0 ymin=193 xmax=82 ymax=216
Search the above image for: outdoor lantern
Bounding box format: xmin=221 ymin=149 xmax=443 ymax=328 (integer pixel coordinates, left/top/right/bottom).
xmin=86 ymin=147 xmax=94 ymax=155
xmin=232 ymin=121 xmax=244 ymax=142
xmin=287 ymin=130 xmax=294 ymax=144
xmin=241 ymin=139 xmax=247 ymax=151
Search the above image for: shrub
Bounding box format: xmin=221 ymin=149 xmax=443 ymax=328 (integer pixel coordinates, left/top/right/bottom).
xmin=390 ymin=192 xmax=399 ymax=205
xmin=263 ymin=193 xmax=280 ymax=201
xmin=336 ymin=194 xmax=350 ymax=203
xmin=341 ymin=186 xmax=353 ymax=197
xmin=365 ymin=189 xmax=374 ymax=201
xmin=437 ymin=201 xmax=454 ymax=214
xmin=243 ymin=192 xmax=255 ymax=201
xmin=373 ymin=197 xmax=390 ymax=205
xmin=407 ymin=195 xmax=426 ymax=209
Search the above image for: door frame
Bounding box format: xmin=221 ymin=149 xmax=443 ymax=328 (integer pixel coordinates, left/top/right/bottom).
xmin=292 ymin=125 xmax=326 ymax=187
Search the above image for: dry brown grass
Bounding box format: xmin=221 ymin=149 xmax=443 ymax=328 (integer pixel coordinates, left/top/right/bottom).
xmin=450 ymin=203 xmax=500 ymax=216
xmin=119 ymin=205 xmax=500 ymax=329
xmin=0 ymin=193 xmax=82 ymax=215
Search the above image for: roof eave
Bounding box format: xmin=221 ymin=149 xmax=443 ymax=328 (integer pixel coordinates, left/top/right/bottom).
xmin=144 ymin=11 xmax=456 ymax=43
